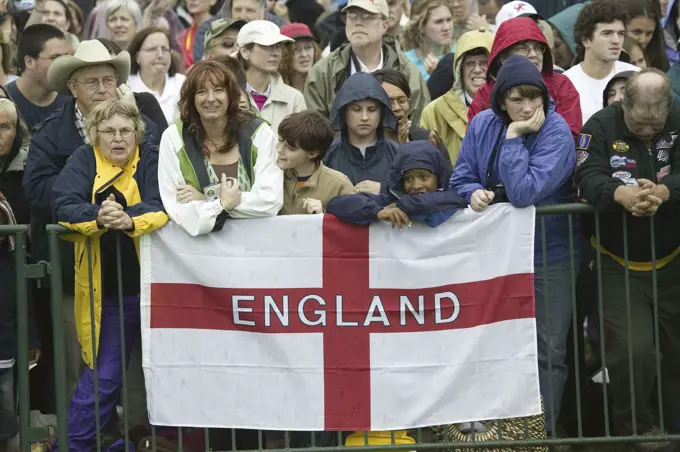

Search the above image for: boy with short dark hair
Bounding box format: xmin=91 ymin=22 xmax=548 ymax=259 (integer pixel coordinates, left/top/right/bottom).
xmin=277 ymin=111 xmax=355 ymax=215
xmin=327 ymin=140 xmax=466 ymax=229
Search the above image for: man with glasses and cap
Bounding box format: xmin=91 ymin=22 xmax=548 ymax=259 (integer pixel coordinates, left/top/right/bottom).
xmin=21 ymin=39 xmax=161 ymax=408
xmin=303 ymin=0 xmax=429 ymax=125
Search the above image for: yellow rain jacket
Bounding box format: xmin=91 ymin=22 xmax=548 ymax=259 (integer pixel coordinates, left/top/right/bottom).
xmin=52 ymin=141 xmax=168 ymax=368
xmin=420 ymin=28 xmax=494 ymax=165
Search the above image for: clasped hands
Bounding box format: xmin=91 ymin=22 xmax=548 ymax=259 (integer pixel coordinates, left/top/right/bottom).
xmin=96 ymin=194 xmax=133 ymax=230
xmin=614 ymin=178 xmax=669 ymax=217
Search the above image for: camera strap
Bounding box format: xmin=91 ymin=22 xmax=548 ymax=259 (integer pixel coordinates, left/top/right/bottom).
xmin=485 ymin=122 xmax=506 ymax=187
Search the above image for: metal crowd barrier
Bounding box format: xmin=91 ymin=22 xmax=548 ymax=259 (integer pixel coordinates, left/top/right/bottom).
xmin=6 ymin=204 xmax=680 ymax=451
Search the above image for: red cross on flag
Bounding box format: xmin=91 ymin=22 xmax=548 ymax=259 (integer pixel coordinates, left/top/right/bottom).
xmin=141 ymin=205 xmax=540 ymax=431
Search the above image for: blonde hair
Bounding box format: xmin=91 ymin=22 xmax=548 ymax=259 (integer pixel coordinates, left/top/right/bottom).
xmin=0 ymin=98 xmax=29 ymax=147
xmin=85 ymin=99 xmax=145 ymax=147
xmin=402 ymin=0 xmax=455 ymax=53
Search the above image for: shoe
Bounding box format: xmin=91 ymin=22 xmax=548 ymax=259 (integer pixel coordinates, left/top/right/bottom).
xmin=632 ymin=427 xmax=671 ymax=452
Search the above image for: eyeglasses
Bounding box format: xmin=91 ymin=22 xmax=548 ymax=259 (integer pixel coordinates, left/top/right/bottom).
xmin=343 ymin=12 xmax=381 ymax=23
xmin=72 ymin=76 xmax=118 ymax=90
xmin=98 ymin=127 xmax=136 ymax=140
xmin=463 ymin=60 xmax=488 ymax=70
xmin=512 ymin=43 xmax=546 ymax=57
xmin=141 ymin=46 xmax=171 ymax=55
xmin=390 ymin=97 xmax=408 ymax=108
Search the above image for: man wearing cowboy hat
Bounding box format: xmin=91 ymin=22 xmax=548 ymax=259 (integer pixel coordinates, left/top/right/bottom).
xmin=22 ymin=39 xmax=161 ymax=405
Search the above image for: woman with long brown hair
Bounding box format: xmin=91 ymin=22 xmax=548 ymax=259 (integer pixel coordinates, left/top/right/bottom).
xmin=158 ymin=60 xmax=282 ymax=236
xmin=279 ymin=23 xmax=321 ymax=93
xmin=623 ymin=0 xmax=669 ymax=71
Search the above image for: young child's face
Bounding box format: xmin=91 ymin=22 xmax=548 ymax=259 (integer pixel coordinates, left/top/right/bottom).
xmin=276 ymin=139 xmax=317 ymax=170
xmin=503 ymin=87 xmax=544 ymax=123
xmin=345 ymin=99 xmax=381 ymax=139
xmin=403 ymin=168 xmax=438 ymax=195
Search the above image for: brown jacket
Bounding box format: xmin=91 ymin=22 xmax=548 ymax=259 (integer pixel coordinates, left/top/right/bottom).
xmin=280 ymin=162 xmax=355 ymax=215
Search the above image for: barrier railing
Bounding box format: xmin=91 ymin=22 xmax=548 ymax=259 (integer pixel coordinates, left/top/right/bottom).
xmin=7 ymin=204 xmax=680 ymax=451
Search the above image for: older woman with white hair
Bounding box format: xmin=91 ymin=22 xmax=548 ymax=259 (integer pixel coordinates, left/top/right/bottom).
xmin=52 ymin=99 xmax=167 ymax=452
xmin=105 ymin=0 xmax=143 ymax=50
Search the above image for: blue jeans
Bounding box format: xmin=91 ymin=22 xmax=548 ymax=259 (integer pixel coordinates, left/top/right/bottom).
xmin=534 ymin=259 xmax=576 ymax=435
xmin=0 ymin=366 xmax=17 ymax=440
xmin=54 ymin=295 xmax=140 ymax=452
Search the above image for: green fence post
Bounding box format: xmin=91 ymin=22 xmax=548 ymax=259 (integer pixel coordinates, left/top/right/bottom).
xmin=47 ymin=225 xmax=70 ymax=449
xmin=15 ymin=228 xmax=30 ymax=452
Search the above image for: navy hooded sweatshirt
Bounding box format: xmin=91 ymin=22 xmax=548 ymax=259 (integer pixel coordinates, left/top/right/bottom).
xmin=324 ymin=73 xmax=400 ymax=185
xmin=450 ymin=55 xmax=577 ymax=264
xmin=327 ymin=141 xmax=466 ymax=227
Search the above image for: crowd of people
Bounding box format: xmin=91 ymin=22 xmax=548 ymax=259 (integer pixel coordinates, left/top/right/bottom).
xmin=0 ymin=0 xmax=680 ymax=450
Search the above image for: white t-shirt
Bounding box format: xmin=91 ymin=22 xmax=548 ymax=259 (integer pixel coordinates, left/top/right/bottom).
xmin=127 ymin=73 xmax=186 ymax=124
xmin=564 ymin=61 xmax=640 ymax=125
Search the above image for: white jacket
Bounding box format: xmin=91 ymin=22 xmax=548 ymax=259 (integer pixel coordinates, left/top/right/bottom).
xmin=157 ymin=121 xmax=284 ymax=236
xmin=258 ymin=74 xmax=307 ymax=135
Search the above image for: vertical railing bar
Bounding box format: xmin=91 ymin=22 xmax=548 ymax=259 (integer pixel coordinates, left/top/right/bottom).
xmin=178 ymin=427 xmax=183 ymax=452
xmin=310 ymin=431 xmax=316 ymax=448
xmin=415 ymin=428 xmax=422 ymax=444
xmin=622 ymin=213 xmax=637 ymax=435
xmin=231 ymin=428 xmax=237 ymax=451
xmin=15 ymin=230 xmax=30 ymax=452
xmin=390 ymin=430 xmax=395 ymax=445
xmin=649 ymin=216 xmax=664 ymax=432
xmin=48 ymin=229 xmax=69 ymax=449
xmin=115 ymin=234 xmax=130 ymax=452
xmin=284 ymin=430 xmax=290 ymax=449
xmin=205 ymin=428 xmax=211 ymax=451
xmin=86 ymin=239 xmax=102 ymax=451
xmin=363 ymin=431 xmax=369 ymax=446
xmin=151 ymin=424 xmax=157 ymax=452
xmin=567 ymin=213 xmax=583 ymax=438
xmin=257 ymin=429 xmax=263 ymax=450
xmin=595 ymin=213 xmax=611 ymax=435
xmin=540 ymin=216 xmax=556 ymax=437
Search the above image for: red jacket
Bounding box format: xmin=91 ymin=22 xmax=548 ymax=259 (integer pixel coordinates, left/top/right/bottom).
xmin=467 ymin=17 xmax=582 ymax=139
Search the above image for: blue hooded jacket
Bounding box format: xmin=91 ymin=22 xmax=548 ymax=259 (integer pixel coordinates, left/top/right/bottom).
xmin=327 ymin=141 xmax=465 ymax=228
xmin=450 ymin=55 xmax=577 ymax=264
xmin=324 ymin=73 xmax=400 ymax=185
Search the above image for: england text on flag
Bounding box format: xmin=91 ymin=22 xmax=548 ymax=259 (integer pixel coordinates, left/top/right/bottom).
xmin=140 ymin=204 xmax=540 ymax=431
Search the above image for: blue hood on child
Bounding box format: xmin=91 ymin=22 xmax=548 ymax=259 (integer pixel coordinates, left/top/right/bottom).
xmin=329 ymin=72 xmax=398 ymax=133
xmin=490 ymin=55 xmax=551 ymax=117
xmin=385 ymin=141 xmax=451 ymax=197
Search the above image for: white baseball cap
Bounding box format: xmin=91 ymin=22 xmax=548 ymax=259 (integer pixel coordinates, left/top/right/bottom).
xmin=342 ymin=0 xmax=389 ymax=18
xmin=495 ymin=1 xmax=541 ymax=27
xmin=237 ymin=20 xmax=294 ymax=47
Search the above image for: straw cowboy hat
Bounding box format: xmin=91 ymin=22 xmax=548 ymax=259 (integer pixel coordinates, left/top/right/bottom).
xmin=47 ymin=40 xmax=131 ymax=95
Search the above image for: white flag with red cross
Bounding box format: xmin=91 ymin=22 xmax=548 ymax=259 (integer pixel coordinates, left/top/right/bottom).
xmin=140 ymin=204 xmax=540 ymax=431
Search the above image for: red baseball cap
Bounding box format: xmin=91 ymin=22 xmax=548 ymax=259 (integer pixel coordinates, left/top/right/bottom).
xmin=280 ymin=23 xmax=315 ymax=40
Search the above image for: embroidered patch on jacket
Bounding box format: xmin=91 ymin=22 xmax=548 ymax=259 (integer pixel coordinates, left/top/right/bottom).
xmin=658 ymin=149 xmax=670 ymax=163
xmin=610 ymin=155 xmax=636 ymax=169
xmin=612 ymin=140 xmax=629 ymax=153
xmin=577 ymin=134 xmax=591 ymax=150
xmin=657 ymin=165 xmax=671 ymax=181
xmin=576 ymin=150 xmax=589 ymax=166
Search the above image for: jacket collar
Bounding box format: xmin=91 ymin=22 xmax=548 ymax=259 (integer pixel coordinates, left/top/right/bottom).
xmin=3 ymin=145 xmax=27 ymax=173
xmin=284 ymin=162 xmax=324 ymax=188
xmin=268 ymin=74 xmax=292 ymax=103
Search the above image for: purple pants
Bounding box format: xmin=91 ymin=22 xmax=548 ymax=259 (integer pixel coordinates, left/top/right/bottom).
xmin=55 ymin=295 xmax=140 ymax=452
